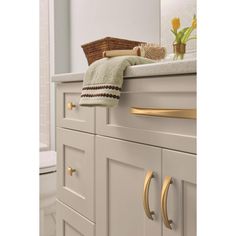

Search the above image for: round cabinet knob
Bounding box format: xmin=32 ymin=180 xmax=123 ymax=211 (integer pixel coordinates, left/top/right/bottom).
xmin=67 ymin=102 xmax=76 ymax=110
xmin=67 ymin=167 xmax=76 ymax=176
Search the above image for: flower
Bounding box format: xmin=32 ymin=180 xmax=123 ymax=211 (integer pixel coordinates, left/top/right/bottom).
xmin=192 ymin=19 xmax=197 ymax=29
xmin=171 ymin=17 xmax=180 ymax=31
xmin=191 ymin=15 xmax=197 ymax=29
xmin=170 ymin=15 xmax=197 ymax=59
xmin=171 ymin=15 xmax=197 ymax=44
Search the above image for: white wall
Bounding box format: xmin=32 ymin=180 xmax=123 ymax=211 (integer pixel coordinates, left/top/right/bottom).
xmin=54 ymin=0 xmax=71 ymax=74
xmin=40 ymin=0 xmax=51 ymax=149
xmin=161 ymin=0 xmax=196 ymax=53
xmin=53 ymin=0 xmax=197 ymax=74
xmin=54 ymin=0 xmax=161 ymax=74
xmin=70 ymin=0 xmax=160 ymax=73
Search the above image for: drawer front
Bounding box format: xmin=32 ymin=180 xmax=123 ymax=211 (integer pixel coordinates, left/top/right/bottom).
xmin=57 ymin=128 xmax=94 ymax=221
xmin=56 ymin=82 xmax=95 ymax=133
xmin=57 ymin=200 xmax=95 ymax=236
xmin=96 ymin=75 xmax=196 ymax=153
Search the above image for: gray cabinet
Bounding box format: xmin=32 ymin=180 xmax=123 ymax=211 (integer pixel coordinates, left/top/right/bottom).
xmin=56 ymin=200 xmax=95 ymax=236
xmin=56 ymin=128 xmax=95 ymax=220
xmin=96 ymin=75 xmax=196 ymax=153
xmin=96 ymin=136 xmax=162 ymax=236
xmin=95 ymin=137 xmax=196 ymax=236
xmin=54 ymin=72 xmax=196 ymax=236
xmin=56 ymin=82 xmax=95 ymax=133
xmin=162 ymin=150 xmax=196 ymax=236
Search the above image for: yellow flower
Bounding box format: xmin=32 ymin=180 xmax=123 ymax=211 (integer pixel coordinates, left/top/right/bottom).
xmin=172 ymin=17 xmax=180 ymax=31
xmin=191 ymin=18 xmax=197 ymax=29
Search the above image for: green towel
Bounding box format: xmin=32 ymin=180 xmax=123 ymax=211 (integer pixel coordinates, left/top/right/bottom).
xmin=79 ymin=56 xmax=155 ymax=107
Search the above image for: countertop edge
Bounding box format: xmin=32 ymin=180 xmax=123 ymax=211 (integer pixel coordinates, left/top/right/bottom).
xmin=52 ymin=59 xmax=196 ymax=83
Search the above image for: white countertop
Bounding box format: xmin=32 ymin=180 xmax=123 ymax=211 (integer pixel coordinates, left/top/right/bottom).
xmin=52 ymin=54 xmax=196 ymax=83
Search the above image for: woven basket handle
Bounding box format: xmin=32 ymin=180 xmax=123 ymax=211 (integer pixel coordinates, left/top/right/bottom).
xmin=103 ymin=48 xmax=141 ymax=58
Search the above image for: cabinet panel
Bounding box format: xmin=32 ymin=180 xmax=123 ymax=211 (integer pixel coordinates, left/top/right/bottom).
xmin=56 ymin=82 xmax=95 ymax=133
xmin=56 ymin=200 xmax=95 ymax=236
xmin=96 ymin=136 xmax=162 ymax=236
xmin=57 ymin=128 xmax=95 ymax=221
xmin=162 ymin=149 xmax=196 ymax=236
xmin=96 ymin=75 xmax=196 ymax=153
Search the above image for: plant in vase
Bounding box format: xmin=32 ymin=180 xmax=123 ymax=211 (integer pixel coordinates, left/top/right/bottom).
xmin=171 ymin=15 xmax=197 ymax=60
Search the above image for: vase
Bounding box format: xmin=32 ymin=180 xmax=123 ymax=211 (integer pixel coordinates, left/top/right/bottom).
xmin=173 ymin=43 xmax=186 ymax=60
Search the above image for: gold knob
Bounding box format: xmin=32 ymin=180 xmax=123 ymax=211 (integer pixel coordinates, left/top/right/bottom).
xmin=67 ymin=167 xmax=76 ymax=176
xmin=67 ymin=102 xmax=76 ymax=110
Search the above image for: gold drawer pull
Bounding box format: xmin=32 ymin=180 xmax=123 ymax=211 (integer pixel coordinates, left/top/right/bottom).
xmin=67 ymin=167 xmax=76 ymax=176
xmin=67 ymin=102 xmax=76 ymax=110
xmin=130 ymin=107 xmax=196 ymax=119
xmin=161 ymin=176 xmax=173 ymax=229
xmin=143 ymin=170 xmax=155 ymax=220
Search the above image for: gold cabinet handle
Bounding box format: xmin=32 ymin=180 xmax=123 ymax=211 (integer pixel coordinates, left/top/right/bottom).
xmin=67 ymin=167 xmax=76 ymax=176
xmin=67 ymin=102 xmax=76 ymax=110
xmin=161 ymin=176 xmax=173 ymax=229
xmin=130 ymin=107 xmax=196 ymax=119
xmin=143 ymin=170 xmax=155 ymax=220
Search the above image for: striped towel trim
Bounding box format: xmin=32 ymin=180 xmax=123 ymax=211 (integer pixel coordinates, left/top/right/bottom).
xmin=79 ymin=84 xmax=121 ymax=107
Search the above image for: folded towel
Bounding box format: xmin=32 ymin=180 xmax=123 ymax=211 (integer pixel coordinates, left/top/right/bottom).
xmin=79 ymin=56 xmax=155 ymax=107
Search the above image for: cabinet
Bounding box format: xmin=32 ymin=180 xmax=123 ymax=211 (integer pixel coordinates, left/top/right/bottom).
xmin=162 ymin=150 xmax=196 ymax=236
xmin=96 ymin=75 xmax=196 ymax=153
xmin=54 ymin=72 xmax=196 ymax=236
xmin=96 ymin=136 xmax=162 ymax=236
xmin=56 ymin=82 xmax=95 ymax=133
xmin=56 ymin=200 xmax=95 ymax=236
xmin=56 ymin=128 xmax=95 ymax=220
xmin=96 ymin=137 xmax=196 ymax=236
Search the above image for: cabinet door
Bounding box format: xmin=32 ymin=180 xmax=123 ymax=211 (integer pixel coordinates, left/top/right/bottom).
xmin=96 ymin=136 xmax=162 ymax=236
xmin=162 ymin=150 xmax=196 ymax=236
xmin=56 ymin=200 xmax=95 ymax=236
xmin=57 ymin=128 xmax=95 ymax=221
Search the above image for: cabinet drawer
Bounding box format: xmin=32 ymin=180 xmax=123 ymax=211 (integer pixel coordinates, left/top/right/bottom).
xmin=57 ymin=200 xmax=95 ymax=236
xmin=57 ymin=128 xmax=94 ymax=221
xmin=96 ymin=75 xmax=196 ymax=153
xmin=56 ymin=82 xmax=95 ymax=133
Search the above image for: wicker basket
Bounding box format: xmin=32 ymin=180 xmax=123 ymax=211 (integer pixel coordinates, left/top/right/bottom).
xmin=81 ymin=37 xmax=144 ymax=65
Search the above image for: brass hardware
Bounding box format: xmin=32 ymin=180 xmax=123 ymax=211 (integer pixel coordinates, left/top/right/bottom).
xmin=130 ymin=107 xmax=196 ymax=119
xmin=67 ymin=102 xmax=76 ymax=110
xmin=161 ymin=176 xmax=173 ymax=229
xmin=143 ymin=170 xmax=155 ymax=220
xmin=67 ymin=167 xmax=76 ymax=176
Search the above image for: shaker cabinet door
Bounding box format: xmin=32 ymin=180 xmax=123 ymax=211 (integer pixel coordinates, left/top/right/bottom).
xmin=161 ymin=150 xmax=196 ymax=236
xmin=56 ymin=200 xmax=95 ymax=236
xmin=57 ymin=128 xmax=95 ymax=221
xmin=96 ymin=136 xmax=162 ymax=236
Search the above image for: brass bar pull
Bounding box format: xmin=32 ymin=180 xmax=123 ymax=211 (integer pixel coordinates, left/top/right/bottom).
xmin=143 ymin=170 xmax=155 ymax=220
xmin=130 ymin=107 xmax=196 ymax=119
xmin=67 ymin=167 xmax=76 ymax=176
xmin=161 ymin=176 xmax=173 ymax=229
xmin=67 ymin=102 xmax=76 ymax=110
